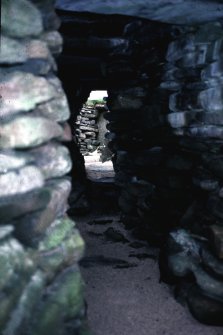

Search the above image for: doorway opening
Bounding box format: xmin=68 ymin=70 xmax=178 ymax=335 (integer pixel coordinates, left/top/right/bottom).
xmin=75 ymin=90 xmax=115 ymax=183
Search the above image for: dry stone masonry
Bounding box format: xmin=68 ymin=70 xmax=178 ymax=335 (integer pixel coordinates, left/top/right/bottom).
xmin=0 ymin=1 xmax=88 ymax=334
xmin=2 ymin=0 xmax=223 ymax=332
xmin=75 ymin=103 xmax=108 ymax=155
xmin=56 ymin=6 xmax=223 ymax=326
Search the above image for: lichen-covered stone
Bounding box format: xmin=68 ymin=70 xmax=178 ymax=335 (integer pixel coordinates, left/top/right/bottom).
xmin=2 ymin=0 xmax=43 ymax=38
xmin=13 ymin=179 xmax=71 ymax=247
xmin=0 ymin=188 xmax=51 ymax=222
xmin=38 ymin=218 xmax=84 ymax=276
xmin=0 ymin=72 xmax=57 ymax=119
xmin=0 ymin=166 xmax=44 ymax=197
xmin=30 ymin=142 xmax=72 ymax=179
xmin=0 ymin=116 xmax=63 ymax=149
xmin=0 ymin=233 xmax=34 ymax=291
xmin=39 ymin=217 xmax=75 ymax=251
xmin=31 ymin=266 xmax=84 ymax=335
xmin=3 ymin=271 xmax=45 ymax=335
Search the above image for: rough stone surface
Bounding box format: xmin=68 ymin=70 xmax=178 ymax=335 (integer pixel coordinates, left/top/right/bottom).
xmin=0 ymin=166 xmax=44 ymax=197
xmin=0 ymin=36 xmax=28 ymax=64
xmin=0 ymin=116 xmax=63 ymax=149
xmin=0 ymin=151 xmax=33 ymax=174
xmin=0 ymin=188 xmax=51 ymax=222
xmin=2 ymin=0 xmax=43 ymax=38
xmin=13 ymin=179 xmax=72 ymax=247
xmin=210 ymin=225 xmax=223 ymax=259
xmin=0 ymin=72 xmax=57 ymax=119
xmin=55 ymin=0 xmax=223 ymax=25
xmin=30 ymin=142 xmax=72 ymax=179
xmin=35 ymin=95 xmax=70 ymax=122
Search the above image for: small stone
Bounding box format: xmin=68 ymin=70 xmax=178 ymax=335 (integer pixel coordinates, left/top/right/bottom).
xmin=2 ymin=0 xmax=43 ymax=38
xmin=209 ymin=225 xmax=223 ymax=259
xmin=104 ymin=227 xmax=129 ymax=243
xmin=60 ymin=122 xmax=72 ymax=142
xmin=0 ymin=151 xmax=33 ymax=173
xmin=193 ymin=178 xmax=219 ymax=191
xmin=42 ymin=31 xmax=63 ymax=55
xmin=166 ymin=155 xmax=193 ymax=171
xmin=0 ymin=226 xmax=14 ymax=240
xmin=201 ymin=247 xmax=223 ymax=277
xmin=0 ymin=72 xmax=57 ymax=118
xmin=26 ymin=39 xmax=50 ymax=59
xmin=3 ymin=271 xmax=45 ymax=335
xmin=13 ymin=179 xmax=71 ymax=247
xmin=0 ymin=236 xmax=34 ymax=291
xmin=38 ymin=217 xmax=75 ymax=251
xmin=0 ymin=36 xmax=27 ymax=64
xmin=187 ymin=285 xmax=223 ymax=326
xmin=35 ymin=95 xmax=70 ymax=122
xmin=126 ymin=178 xmax=155 ymax=197
xmin=199 ymin=87 xmax=223 ymax=113
xmin=30 ymin=142 xmax=72 ymax=179
xmin=202 ymin=154 xmax=223 ymax=179
xmin=167 ymin=112 xmax=192 ymax=128
xmin=0 ymin=188 xmax=51 ymax=222
xmin=38 ymin=218 xmax=84 ymax=276
xmin=0 ymin=166 xmax=44 ymax=197
xmin=31 ymin=266 xmax=84 ymax=335
xmin=0 ymin=116 xmax=63 ymax=149
xmin=207 ymin=195 xmax=223 ymax=220
xmin=187 ymin=125 xmax=223 ymax=139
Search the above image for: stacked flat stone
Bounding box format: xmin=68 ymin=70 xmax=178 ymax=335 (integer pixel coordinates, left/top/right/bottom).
xmin=0 ymin=1 xmax=88 ymax=334
xmin=75 ymin=105 xmax=100 ymax=154
xmin=75 ymin=103 xmax=108 ymax=155
xmin=160 ymin=22 xmax=223 ymax=325
xmin=106 ymin=21 xmax=178 ymax=243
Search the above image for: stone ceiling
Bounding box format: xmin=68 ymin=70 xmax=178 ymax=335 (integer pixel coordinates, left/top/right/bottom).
xmin=55 ymin=0 xmax=223 ymax=25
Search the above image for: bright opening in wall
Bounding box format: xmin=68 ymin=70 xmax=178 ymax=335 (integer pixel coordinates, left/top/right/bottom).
xmin=88 ymin=90 xmax=108 ymax=102
xmin=75 ymin=90 xmax=114 ymax=182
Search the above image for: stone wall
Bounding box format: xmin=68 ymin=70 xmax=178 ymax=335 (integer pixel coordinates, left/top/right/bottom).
xmin=57 ymin=9 xmax=223 ymax=326
xmin=0 ymin=1 xmax=88 ymax=334
xmin=106 ymin=20 xmax=223 ymax=325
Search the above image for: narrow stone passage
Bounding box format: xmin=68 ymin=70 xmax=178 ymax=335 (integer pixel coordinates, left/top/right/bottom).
xmin=70 ymin=180 xmax=221 ymax=335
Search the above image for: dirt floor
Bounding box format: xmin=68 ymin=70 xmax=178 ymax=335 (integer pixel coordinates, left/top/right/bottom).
xmin=71 ymin=155 xmax=222 ymax=335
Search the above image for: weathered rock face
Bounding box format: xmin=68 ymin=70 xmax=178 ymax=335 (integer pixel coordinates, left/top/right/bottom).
xmin=0 ymin=1 xmax=88 ymax=334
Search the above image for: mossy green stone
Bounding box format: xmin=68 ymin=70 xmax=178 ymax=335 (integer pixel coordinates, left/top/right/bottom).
xmin=38 ymin=218 xmax=84 ymax=276
xmin=0 ymin=238 xmax=34 ymax=290
xmin=39 ymin=217 xmax=75 ymax=251
xmin=32 ymin=266 xmax=84 ymax=335
xmin=3 ymin=271 xmax=45 ymax=335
